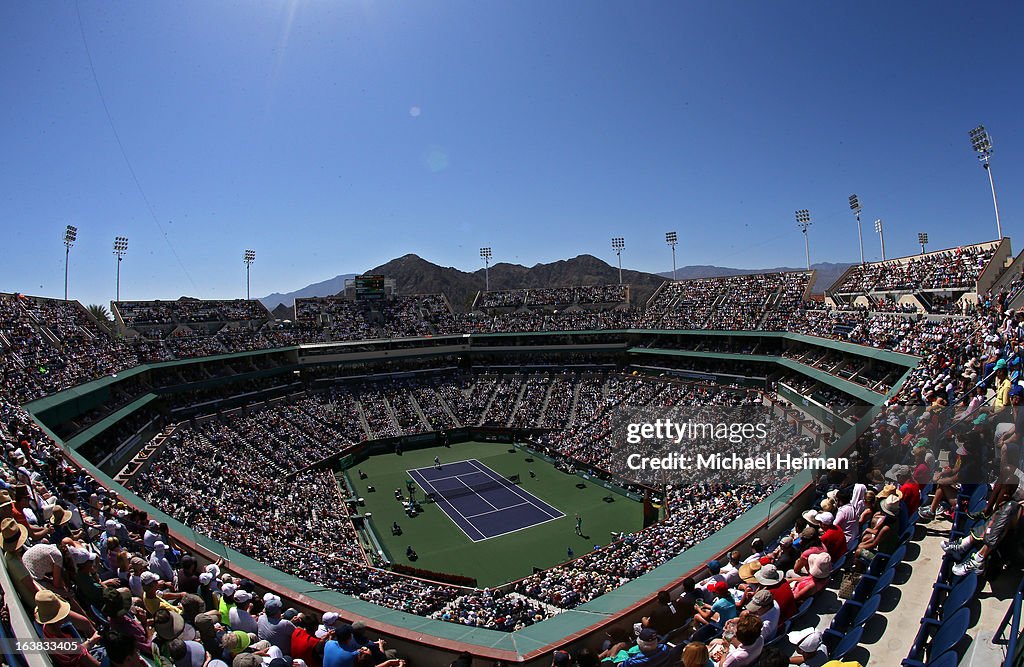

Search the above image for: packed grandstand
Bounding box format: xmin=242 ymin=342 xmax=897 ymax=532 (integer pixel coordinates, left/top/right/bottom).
xmin=0 ymin=237 xmax=1022 ymax=667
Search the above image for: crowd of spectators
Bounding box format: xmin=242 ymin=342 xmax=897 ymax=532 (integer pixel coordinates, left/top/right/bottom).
xmin=1 ymin=238 xmax=1023 ymax=661
xmin=832 ymin=241 xmax=997 ymax=294
xmin=642 ymin=272 xmax=812 ymax=331
xmin=114 ymin=299 xmax=271 ymax=327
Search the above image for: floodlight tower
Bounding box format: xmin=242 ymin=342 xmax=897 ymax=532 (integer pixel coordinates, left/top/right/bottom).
xmin=849 ymin=194 xmax=865 ymax=265
xmin=243 ymin=249 xmax=256 ymax=300
xmin=665 ymin=231 xmax=678 ymax=281
xmin=480 ymin=247 xmax=492 ymax=291
xmin=875 ymin=219 xmax=886 ymax=261
xmin=969 ymin=125 xmax=1002 ymax=239
xmin=918 ymin=232 xmax=929 ymax=255
xmin=113 ymin=236 xmax=128 ymax=301
xmin=63 ymin=225 xmax=78 ymax=301
xmin=611 ymin=237 xmax=625 ymax=285
xmin=795 ymin=210 xmax=812 ymax=270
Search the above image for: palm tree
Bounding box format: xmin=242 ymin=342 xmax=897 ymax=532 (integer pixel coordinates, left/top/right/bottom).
xmin=88 ymin=304 xmax=113 ymax=329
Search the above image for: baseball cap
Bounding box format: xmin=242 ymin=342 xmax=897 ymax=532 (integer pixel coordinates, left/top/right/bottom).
xmin=637 ymin=628 xmax=658 ymax=642
xmin=234 ymin=590 xmax=252 ymax=604
xmin=705 ymin=560 xmax=721 ymax=574
xmin=140 ymin=571 xmax=160 ymax=586
xmin=746 ymin=589 xmax=774 ymax=613
xmin=552 ymin=650 xmax=572 ymax=667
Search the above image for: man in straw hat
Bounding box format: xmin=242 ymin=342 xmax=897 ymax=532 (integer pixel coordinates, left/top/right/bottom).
xmin=2 ymin=516 xmax=38 ymax=609
xmin=753 ymin=561 xmax=797 ymax=622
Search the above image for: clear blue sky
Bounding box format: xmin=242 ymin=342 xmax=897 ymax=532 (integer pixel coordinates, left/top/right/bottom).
xmin=1 ymin=1 xmax=1021 ymax=306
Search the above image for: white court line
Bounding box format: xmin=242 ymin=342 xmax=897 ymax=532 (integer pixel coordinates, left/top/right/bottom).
xmin=462 ymin=501 xmax=531 ymax=519
xmin=466 ymin=459 xmax=565 ymax=520
xmin=406 ymin=468 xmax=485 ymax=542
xmin=452 ymin=474 xmax=499 ymax=511
xmin=406 ymin=469 xmax=484 ymax=484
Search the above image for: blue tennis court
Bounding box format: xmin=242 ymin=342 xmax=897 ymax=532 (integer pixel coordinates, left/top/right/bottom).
xmin=407 ymin=459 xmax=564 ymax=541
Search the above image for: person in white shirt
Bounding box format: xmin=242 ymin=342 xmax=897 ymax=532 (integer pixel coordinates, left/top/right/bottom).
xmin=229 ymin=589 xmax=259 ymax=634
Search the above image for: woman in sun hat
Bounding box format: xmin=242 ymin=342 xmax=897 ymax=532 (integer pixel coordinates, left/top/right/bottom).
xmin=36 ymin=589 xmax=103 ymax=667
xmin=791 ymin=552 xmax=832 ymax=603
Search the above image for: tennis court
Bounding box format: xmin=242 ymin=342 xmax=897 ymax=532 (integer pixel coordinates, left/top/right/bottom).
xmin=407 ymin=459 xmax=564 ymax=541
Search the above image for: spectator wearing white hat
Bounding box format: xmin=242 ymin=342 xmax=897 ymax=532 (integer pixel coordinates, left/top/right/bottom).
xmin=317 ymin=611 xmax=341 ymax=639
xmin=71 ymin=547 xmax=118 ymax=610
xmin=149 ymin=541 xmax=175 ymax=586
xmin=141 ymin=570 xmax=184 ymax=616
xmin=786 ymin=627 xmax=827 ymax=665
xmin=216 ymin=582 xmax=238 ymax=626
xmin=143 ymin=520 xmax=162 ymax=551
xmin=230 ymin=589 xmax=259 ymax=634
xmin=816 ymin=513 xmax=846 ymax=562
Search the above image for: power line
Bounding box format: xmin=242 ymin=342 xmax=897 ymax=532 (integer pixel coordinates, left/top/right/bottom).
xmin=74 ymin=0 xmax=198 ymax=293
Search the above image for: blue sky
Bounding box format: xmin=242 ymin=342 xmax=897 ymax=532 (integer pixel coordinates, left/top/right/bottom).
xmin=1 ymin=2 xmax=1021 ymax=306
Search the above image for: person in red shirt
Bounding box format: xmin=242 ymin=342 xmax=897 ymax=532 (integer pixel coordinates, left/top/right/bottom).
xmin=290 ymin=612 xmax=324 ymax=667
xmin=896 ymin=466 xmax=921 ymax=517
xmin=755 ymin=564 xmax=797 ymax=621
xmin=816 ymin=513 xmax=848 ymax=561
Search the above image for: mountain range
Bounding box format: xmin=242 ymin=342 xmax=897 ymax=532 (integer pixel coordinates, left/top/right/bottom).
xmin=260 ymin=255 xmax=853 ymax=313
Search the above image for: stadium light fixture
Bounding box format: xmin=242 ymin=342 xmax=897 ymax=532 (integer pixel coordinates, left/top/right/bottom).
xmin=611 ymin=237 xmax=625 ymax=285
xmin=795 ymin=210 xmax=812 ymax=271
xmin=243 ymin=249 xmax=256 ymax=300
xmin=63 ymin=225 xmax=78 ymax=301
xmin=848 ymin=194 xmax=865 ymax=265
xmin=665 ymin=231 xmax=678 ymax=281
xmin=918 ymin=232 xmax=929 ymax=255
xmin=874 ymin=219 xmax=886 ymax=261
xmin=969 ymin=124 xmax=1002 ymax=239
xmin=113 ymin=236 xmax=128 ymax=302
xmin=480 ymin=247 xmax=492 ymax=291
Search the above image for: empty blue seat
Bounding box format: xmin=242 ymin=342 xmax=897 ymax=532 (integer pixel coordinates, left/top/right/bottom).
xmin=926 ymin=606 xmax=971 ymax=661
xmin=831 ymin=592 xmax=881 ymax=633
xmin=931 ymin=570 xmax=978 ymax=619
xmin=829 ymin=624 xmax=863 ymax=660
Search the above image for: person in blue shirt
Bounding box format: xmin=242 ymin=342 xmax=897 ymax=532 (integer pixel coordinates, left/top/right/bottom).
xmin=691 ymin=581 xmax=738 ymax=630
xmin=323 ymin=625 xmax=361 ymax=667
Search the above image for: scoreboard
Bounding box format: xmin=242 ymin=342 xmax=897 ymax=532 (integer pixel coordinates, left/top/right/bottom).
xmin=355 ymin=275 xmax=386 ymax=301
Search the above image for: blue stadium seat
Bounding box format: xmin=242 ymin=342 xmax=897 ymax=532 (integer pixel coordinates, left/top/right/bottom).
xmin=920 ymin=606 xmax=971 ymax=663
xmin=827 ymin=624 xmax=863 ymax=661
xmin=854 ymin=565 xmax=896 ymax=602
xmin=929 ymin=570 xmax=978 ymax=619
xmin=867 ymin=543 xmax=907 ymax=577
xmin=924 ymin=650 xmax=961 ymax=667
